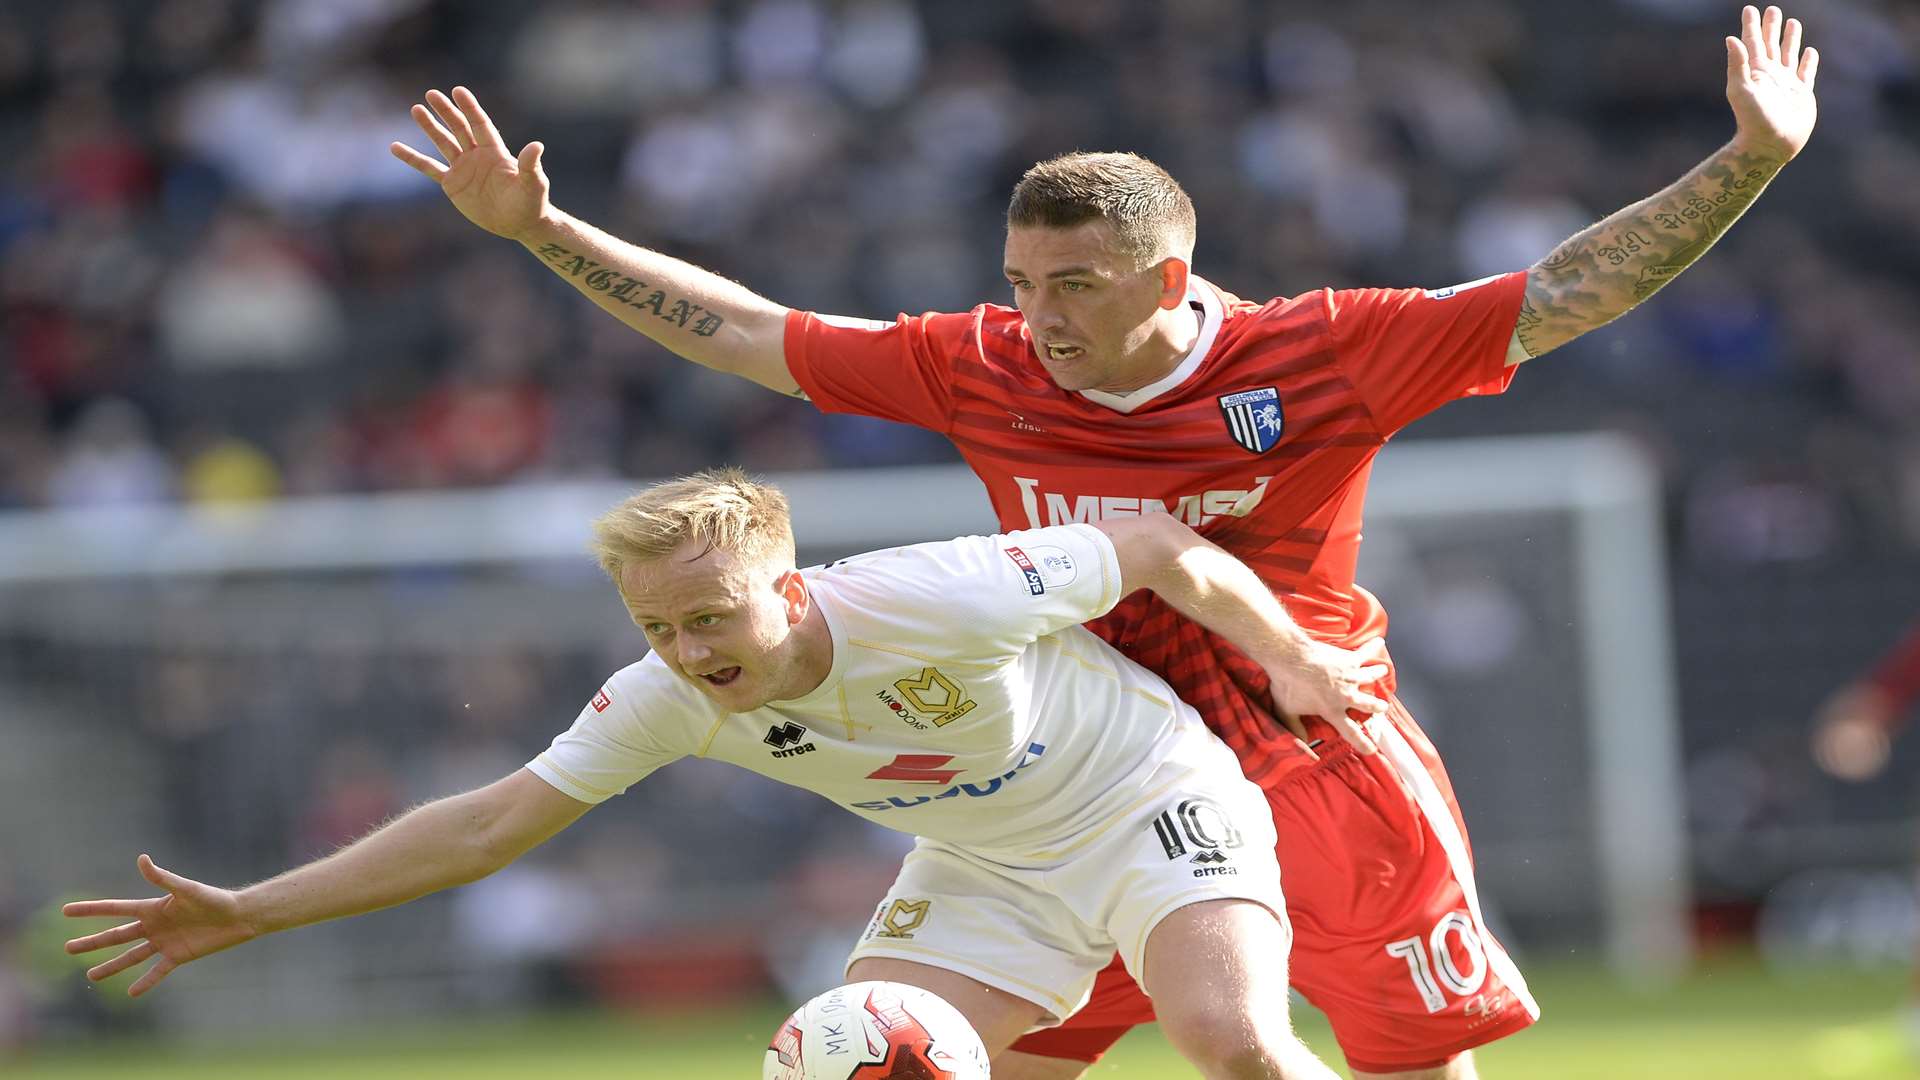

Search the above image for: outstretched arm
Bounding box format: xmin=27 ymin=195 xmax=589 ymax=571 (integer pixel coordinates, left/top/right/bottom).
xmin=1094 ymin=515 xmax=1390 ymax=755
xmin=64 ymin=768 xmax=590 ymax=996
xmin=1511 ymin=5 xmax=1818 ymax=361
xmin=391 ymin=87 xmax=801 ymax=396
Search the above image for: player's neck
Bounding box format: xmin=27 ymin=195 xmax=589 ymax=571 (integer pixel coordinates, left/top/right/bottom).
xmin=782 ymin=604 xmax=836 ymax=699
xmin=1097 ymin=300 xmax=1202 ymax=395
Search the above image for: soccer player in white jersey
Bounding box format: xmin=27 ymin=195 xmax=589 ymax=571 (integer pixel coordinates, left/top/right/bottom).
xmin=65 ymin=467 xmax=1390 ymax=1080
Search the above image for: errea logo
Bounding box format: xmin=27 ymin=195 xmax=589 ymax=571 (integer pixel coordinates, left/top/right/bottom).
xmin=764 ymin=721 xmax=815 ymax=759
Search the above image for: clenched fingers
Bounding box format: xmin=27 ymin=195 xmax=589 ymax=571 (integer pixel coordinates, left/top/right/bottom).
xmin=1330 ymin=710 xmax=1382 ymax=756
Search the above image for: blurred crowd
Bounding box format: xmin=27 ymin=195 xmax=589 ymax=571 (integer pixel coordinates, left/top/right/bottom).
xmin=2 ymin=0 xmax=1917 ymax=533
xmin=4 ymin=0 xmax=1920 ymax=1045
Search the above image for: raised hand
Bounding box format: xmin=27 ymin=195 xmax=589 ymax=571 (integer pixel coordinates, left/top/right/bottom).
xmin=64 ymin=854 xmax=258 ymax=997
xmin=391 ymin=86 xmax=551 ymax=241
xmin=1264 ymin=638 xmax=1392 ymax=756
xmin=1726 ymin=5 xmax=1818 ymax=161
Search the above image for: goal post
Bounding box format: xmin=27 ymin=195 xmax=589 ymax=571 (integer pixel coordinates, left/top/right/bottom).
xmin=1364 ymin=433 xmax=1689 ymax=983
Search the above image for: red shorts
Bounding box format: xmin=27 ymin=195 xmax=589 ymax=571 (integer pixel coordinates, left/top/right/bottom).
xmin=1009 ymin=698 xmax=1539 ymax=1074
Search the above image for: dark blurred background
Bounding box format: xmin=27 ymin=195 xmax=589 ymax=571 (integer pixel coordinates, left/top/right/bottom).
xmin=1 ymin=0 xmax=1917 ymax=1054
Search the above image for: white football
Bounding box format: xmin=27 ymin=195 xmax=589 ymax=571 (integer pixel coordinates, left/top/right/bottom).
xmin=763 ymin=980 xmax=991 ymax=1079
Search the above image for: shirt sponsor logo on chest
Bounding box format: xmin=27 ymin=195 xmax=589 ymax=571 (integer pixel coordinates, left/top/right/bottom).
xmin=1014 ymin=475 xmax=1272 ymax=528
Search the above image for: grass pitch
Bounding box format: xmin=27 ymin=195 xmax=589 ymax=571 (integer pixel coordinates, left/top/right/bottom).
xmin=9 ymin=956 xmax=1913 ymax=1078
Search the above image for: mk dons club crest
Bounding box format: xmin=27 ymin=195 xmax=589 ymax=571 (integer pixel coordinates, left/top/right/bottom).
xmin=1218 ymin=387 xmax=1283 ymax=454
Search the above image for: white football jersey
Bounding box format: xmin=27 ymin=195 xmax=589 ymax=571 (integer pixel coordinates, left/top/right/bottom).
xmin=527 ymin=524 xmax=1224 ymax=864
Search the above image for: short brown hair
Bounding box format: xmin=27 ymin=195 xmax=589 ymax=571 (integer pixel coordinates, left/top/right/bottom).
xmin=589 ymin=467 xmax=795 ymax=584
xmin=1007 ymin=152 xmax=1197 ymax=267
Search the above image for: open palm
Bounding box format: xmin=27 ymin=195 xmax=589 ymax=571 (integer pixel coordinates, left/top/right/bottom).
xmin=64 ymin=854 xmax=257 ymax=997
xmin=1726 ymin=5 xmax=1819 ymax=160
xmin=391 ymin=86 xmax=551 ymax=241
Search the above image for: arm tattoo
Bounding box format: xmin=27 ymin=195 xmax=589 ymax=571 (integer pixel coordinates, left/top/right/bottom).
xmin=530 ymin=241 xmax=726 ymax=338
xmin=1516 ymin=144 xmax=1783 ymax=359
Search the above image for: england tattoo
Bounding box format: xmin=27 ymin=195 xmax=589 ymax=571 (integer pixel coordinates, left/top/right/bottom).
xmin=532 ymin=242 xmax=725 ymax=338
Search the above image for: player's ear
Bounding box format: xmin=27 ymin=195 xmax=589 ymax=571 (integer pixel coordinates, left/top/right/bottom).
xmin=776 ymin=569 xmax=809 ymax=626
xmin=1156 ymin=256 xmax=1190 ymax=310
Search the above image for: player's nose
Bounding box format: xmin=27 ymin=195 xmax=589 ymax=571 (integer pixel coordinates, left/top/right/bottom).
xmin=1027 ymin=304 xmax=1066 ymax=332
xmin=676 ymin=636 xmax=713 ymax=667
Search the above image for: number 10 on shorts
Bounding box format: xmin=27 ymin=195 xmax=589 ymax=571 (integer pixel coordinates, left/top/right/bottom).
xmin=1384 ymin=911 xmax=1487 ymax=1013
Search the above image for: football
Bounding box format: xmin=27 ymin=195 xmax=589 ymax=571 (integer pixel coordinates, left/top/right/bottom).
xmin=763 ymin=980 xmax=991 ymax=1079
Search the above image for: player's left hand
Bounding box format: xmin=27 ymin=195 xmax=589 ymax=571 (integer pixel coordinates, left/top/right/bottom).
xmin=1726 ymin=5 xmax=1818 ymax=161
xmin=1265 ymin=638 xmax=1391 ymax=756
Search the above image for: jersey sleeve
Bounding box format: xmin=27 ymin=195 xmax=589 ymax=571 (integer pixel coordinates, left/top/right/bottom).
xmin=1325 ymin=270 xmax=1528 ymax=435
xmin=783 ymin=309 xmax=977 ymax=430
xmin=827 ymin=524 xmax=1123 ymax=658
xmin=525 ymin=659 xmax=703 ymax=804
xmin=927 ymin=524 xmax=1124 ymax=651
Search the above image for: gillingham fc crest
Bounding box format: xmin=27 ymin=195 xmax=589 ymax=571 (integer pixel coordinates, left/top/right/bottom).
xmin=1218 ymin=387 xmax=1283 ymax=454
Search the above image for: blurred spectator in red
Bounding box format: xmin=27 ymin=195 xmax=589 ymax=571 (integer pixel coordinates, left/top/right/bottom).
xmin=1811 ymin=617 xmax=1920 ymax=1053
xmin=156 ymin=208 xmax=344 ymax=373
xmin=1813 ymin=619 xmax=1920 ymax=782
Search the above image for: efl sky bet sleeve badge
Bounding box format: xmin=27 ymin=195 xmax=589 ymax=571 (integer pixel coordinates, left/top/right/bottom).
xmin=1218 ymin=387 xmax=1283 ymax=454
xmin=1004 ymin=544 xmax=1079 ymax=595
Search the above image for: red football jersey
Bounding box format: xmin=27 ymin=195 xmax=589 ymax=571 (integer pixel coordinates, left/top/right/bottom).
xmin=785 ymin=273 xmax=1527 ymax=783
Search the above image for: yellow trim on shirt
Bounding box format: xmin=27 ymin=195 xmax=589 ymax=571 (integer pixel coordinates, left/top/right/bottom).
xmin=847 ymin=638 xmax=1005 ymax=667
xmin=694 ymin=715 xmax=726 ymax=757
xmin=1047 ymin=637 xmax=1175 ymax=713
xmin=534 ymin=756 xmax=620 ymax=802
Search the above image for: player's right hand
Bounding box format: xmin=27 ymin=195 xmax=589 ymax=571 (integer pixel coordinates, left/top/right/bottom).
xmin=63 ymin=853 xmax=259 ymax=997
xmin=1810 ymin=683 xmax=1894 ymax=781
xmin=391 ymin=86 xmax=551 ymax=242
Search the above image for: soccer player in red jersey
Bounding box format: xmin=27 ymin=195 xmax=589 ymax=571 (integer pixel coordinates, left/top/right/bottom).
xmin=394 ymin=7 xmax=1820 ymax=1077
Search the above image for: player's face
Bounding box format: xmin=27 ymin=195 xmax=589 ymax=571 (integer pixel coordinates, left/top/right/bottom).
xmin=618 ymin=543 xmax=814 ymax=712
xmin=1004 ymin=221 xmax=1183 ymax=393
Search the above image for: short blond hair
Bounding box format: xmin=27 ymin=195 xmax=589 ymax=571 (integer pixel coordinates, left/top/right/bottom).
xmin=589 ymin=467 xmax=795 ymax=584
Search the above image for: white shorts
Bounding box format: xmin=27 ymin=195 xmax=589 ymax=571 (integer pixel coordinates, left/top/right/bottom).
xmin=845 ymin=747 xmax=1286 ymax=1025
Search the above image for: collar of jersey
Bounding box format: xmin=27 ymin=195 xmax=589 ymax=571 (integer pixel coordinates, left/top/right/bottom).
xmin=1074 ymin=275 xmax=1223 ymax=415
xmin=767 ymin=573 xmax=850 ymax=707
